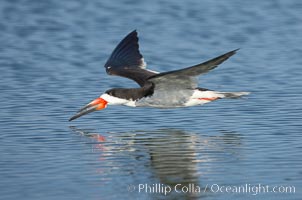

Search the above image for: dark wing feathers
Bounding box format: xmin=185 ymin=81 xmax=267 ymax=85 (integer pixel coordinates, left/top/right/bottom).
xmin=108 ymin=31 xmax=140 ymax=64
xmin=104 ymin=30 xmax=156 ymax=87
xmin=105 ymin=30 xmax=143 ymax=69
xmin=104 ymin=30 xmax=238 ymax=89
xmin=149 ymin=49 xmax=238 ymax=79
xmin=148 ymin=49 xmax=238 ymax=89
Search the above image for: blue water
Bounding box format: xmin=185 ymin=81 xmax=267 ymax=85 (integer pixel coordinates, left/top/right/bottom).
xmin=1 ymin=0 xmax=302 ymax=199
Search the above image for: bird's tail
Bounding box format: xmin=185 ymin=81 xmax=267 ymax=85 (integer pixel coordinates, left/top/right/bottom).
xmin=217 ymin=91 xmax=250 ymax=99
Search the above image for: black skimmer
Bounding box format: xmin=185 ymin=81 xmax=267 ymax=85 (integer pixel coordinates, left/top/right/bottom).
xmin=69 ymin=30 xmax=249 ymax=121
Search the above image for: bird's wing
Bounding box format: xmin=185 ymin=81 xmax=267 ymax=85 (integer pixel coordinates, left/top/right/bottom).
xmin=104 ymin=30 xmax=157 ymax=87
xmin=148 ymin=49 xmax=238 ymax=90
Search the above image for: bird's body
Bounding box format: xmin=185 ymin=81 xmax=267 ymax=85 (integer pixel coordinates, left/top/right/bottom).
xmin=102 ymin=88 xmax=248 ymax=108
xmin=69 ymin=30 xmax=249 ymax=121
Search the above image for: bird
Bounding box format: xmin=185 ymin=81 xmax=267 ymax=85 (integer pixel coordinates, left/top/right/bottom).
xmin=69 ymin=30 xmax=249 ymax=121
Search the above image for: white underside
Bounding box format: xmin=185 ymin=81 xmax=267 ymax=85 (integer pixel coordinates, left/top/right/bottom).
xmin=183 ymin=90 xmax=250 ymax=107
xmin=100 ymin=93 xmax=136 ymax=107
xmin=101 ymin=90 xmax=249 ymax=108
xmin=183 ymin=90 xmax=223 ymax=107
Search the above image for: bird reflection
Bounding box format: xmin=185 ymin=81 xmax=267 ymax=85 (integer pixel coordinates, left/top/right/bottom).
xmin=69 ymin=126 xmax=106 ymax=151
xmin=69 ymin=126 xmax=242 ymax=200
xmin=140 ymin=129 xmax=201 ymax=200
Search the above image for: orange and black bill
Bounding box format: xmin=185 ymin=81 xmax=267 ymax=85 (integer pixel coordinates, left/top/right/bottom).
xmin=69 ymin=98 xmax=107 ymax=121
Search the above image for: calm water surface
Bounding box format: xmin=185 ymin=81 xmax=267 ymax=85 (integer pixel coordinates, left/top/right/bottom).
xmin=1 ymin=0 xmax=302 ymax=199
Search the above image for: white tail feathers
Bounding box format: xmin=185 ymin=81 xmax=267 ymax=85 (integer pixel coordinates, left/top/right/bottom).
xmin=217 ymin=92 xmax=250 ymax=99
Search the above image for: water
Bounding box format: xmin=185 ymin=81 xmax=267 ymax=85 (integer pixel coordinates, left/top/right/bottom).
xmin=1 ymin=0 xmax=302 ymax=199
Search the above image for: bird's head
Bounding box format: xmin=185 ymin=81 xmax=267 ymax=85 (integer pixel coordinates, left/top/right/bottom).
xmin=69 ymin=90 xmax=129 ymax=121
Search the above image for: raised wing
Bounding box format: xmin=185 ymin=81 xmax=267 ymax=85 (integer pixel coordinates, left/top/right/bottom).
xmin=104 ymin=30 xmax=157 ymax=87
xmin=148 ymin=49 xmax=238 ymax=90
